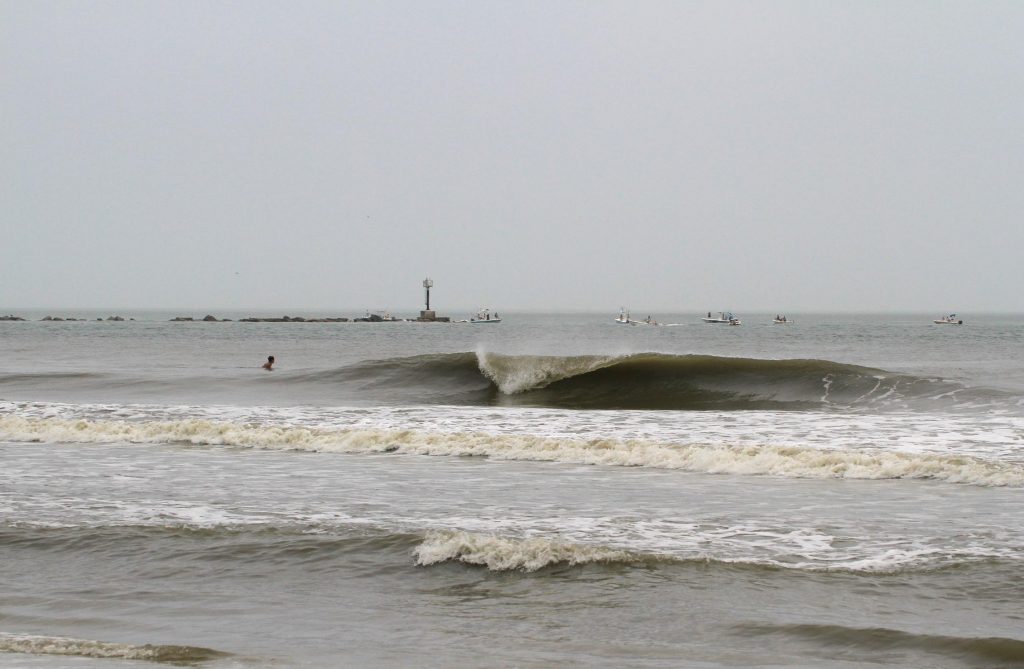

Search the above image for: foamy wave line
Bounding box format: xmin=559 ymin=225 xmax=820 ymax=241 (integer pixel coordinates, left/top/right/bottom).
xmin=413 ymin=531 xmax=1016 ymax=574
xmin=2 ymin=414 xmax=1021 ymax=487
xmin=415 ymin=530 xmax=647 ymax=571
xmin=0 ymin=633 xmax=227 ymax=663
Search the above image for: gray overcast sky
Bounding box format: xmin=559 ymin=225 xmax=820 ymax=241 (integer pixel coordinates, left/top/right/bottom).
xmin=3 ymin=1 xmax=1022 ymax=313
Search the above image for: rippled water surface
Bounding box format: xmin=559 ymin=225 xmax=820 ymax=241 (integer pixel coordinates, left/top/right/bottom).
xmin=1 ymin=312 xmax=1022 ymax=667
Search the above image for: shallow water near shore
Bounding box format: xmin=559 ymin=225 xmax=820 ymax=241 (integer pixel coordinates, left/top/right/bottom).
xmin=1 ymin=312 xmax=1022 ymax=667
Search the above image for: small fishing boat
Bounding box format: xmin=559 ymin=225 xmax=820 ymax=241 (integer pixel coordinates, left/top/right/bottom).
xmin=614 ymin=308 xmax=635 ymax=325
xmin=615 ymin=309 xmax=660 ymax=325
xmin=703 ymin=311 xmax=740 ymax=325
xmin=470 ymin=309 xmax=501 ymax=324
xmin=773 ymin=315 xmax=792 ymax=324
xmin=934 ymin=314 xmax=963 ymax=325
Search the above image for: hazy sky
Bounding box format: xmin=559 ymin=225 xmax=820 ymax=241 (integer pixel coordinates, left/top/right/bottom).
xmin=3 ymin=1 xmax=1022 ymax=313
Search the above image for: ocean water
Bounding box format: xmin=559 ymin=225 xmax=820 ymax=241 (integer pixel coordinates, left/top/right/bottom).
xmin=1 ymin=311 xmax=1022 ymax=668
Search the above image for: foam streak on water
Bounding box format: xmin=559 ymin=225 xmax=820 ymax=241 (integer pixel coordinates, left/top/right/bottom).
xmin=0 ymin=633 xmax=228 ymax=663
xmin=2 ymin=404 xmax=1022 ymax=486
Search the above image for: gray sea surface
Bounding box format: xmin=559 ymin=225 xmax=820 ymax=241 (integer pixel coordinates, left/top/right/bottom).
xmin=1 ymin=312 xmax=1022 ymax=667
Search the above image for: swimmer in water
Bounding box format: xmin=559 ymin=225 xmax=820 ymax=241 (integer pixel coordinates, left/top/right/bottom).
xmin=262 ymin=355 xmax=275 ymax=370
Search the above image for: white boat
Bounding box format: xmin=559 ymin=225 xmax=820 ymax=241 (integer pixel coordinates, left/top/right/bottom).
xmin=470 ymin=309 xmax=501 ymax=324
xmin=615 ymin=309 xmax=660 ymax=325
xmin=934 ymin=314 xmax=963 ymax=325
xmin=773 ymin=315 xmax=792 ymax=324
xmin=702 ymin=312 xmax=740 ymax=325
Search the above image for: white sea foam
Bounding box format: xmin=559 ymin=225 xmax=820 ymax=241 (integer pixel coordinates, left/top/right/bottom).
xmin=0 ymin=633 xmax=227 ymax=662
xmin=6 ymin=400 xmax=1022 ymax=460
xmin=414 ymin=530 xmax=643 ymax=571
xmin=2 ymin=413 xmax=1022 ymax=487
xmin=412 ymin=530 xmax=1016 ymax=574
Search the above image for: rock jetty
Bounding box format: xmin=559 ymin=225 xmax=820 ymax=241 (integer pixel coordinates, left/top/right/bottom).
xmin=239 ymin=315 xmax=349 ymax=323
xmin=170 ymin=315 xmax=349 ymax=323
xmin=170 ymin=315 xmax=233 ymax=322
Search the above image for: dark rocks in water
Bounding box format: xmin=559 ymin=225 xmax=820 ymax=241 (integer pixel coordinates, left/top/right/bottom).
xmin=238 ymin=316 xmax=350 ymax=323
xmin=106 ymin=316 xmax=125 ymax=321
xmin=202 ymin=315 xmax=218 ymax=321
xmin=1 ymin=314 xmax=26 ymax=321
xmin=170 ymin=317 xmax=195 ymax=321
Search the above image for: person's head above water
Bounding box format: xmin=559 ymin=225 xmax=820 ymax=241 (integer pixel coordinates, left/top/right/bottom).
xmin=262 ymin=355 xmax=275 ymax=370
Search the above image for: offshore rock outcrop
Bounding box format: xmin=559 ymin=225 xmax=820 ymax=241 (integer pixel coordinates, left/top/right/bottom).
xmin=238 ymin=316 xmax=349 ymax=323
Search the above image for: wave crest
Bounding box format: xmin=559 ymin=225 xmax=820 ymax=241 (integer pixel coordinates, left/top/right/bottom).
xmin=342 ymin=351 xmax=1001 ymax=410
xmin=477 ymin=351 xmax=618 ymax=394
xmin=0 ymin=633 xmax=228 ymax=663
xmin=3 ymin=352 xmax=1013 ymax=411
xmin=414 ymin=530 xmax=643 ymax=571
xmin=2 ymin=414 xmax=1020 ymax=487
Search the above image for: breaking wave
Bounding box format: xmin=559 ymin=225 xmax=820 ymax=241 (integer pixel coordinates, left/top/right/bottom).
xmin=1 ymin=414 xmax=1020 ymax=487
xmin=0 ymin=633 xmax=228 ymax=664
xmin=286 ymin=351 xmax=1012 ymax=411
xmin=4 ymin=523 xmax=1020 ymax=576
xmin=414 ymin=530 xmax=649 ymax=571
xmin=412 ymin=530 xmax=1023 ymax=575
xmin=5 ymin=352 xmax=1012 ymax=411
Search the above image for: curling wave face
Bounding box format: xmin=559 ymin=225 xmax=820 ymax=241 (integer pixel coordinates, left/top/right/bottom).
xmin=322 ymin=351 xmax=1017 ymax=411
xmin=2 ymin=351 xmax=1019 ymax=411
